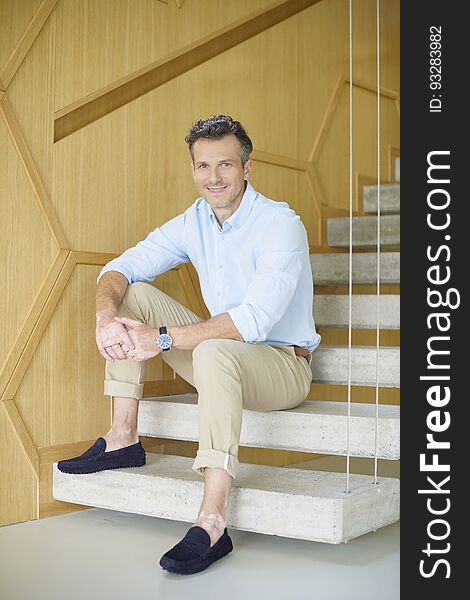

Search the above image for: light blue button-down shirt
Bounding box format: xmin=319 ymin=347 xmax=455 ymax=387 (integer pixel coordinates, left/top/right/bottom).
xmin=97 ymin=180 xmax=321 ymax=353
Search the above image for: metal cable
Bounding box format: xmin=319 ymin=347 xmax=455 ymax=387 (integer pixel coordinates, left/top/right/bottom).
xmin=346 ymin=0 xmax=353 ymax=494
xmin=373 ymin=0 xmax=381 ymax=485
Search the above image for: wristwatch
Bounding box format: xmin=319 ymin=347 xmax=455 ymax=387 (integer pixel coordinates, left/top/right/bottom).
xmin=156 ymin=326 xmax=173 ymax=351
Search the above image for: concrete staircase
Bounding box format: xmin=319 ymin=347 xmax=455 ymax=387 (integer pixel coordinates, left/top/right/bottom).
xmin=53 ymin=157 xmax=401 ymax=545
xmin=327 ymin=175 xmax=400 ymax=248
xmin=136 ymin=394 xmax=399 ymax=459
xmin=364 ymin=183 xmax=400 ymax=213
xmin=311 ymin=252 xmax=400 ymax=285
xmin=328 ymin=215 xmax=399 ymax=247
xmin=314 ymin=294 xmax=399 ymax=329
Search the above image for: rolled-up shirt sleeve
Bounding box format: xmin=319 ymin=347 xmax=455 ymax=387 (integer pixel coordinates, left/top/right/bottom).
xmin=96 ymin=212 xmax=189 ymax=285
xmin=227 ymin=212 xmax=308 ymax=343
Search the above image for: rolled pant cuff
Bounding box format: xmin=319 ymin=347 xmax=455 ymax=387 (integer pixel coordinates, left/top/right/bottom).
xmin=192 ymin=449 xmax=239 ymax=479
xmin=104 ymin=379 xmax=144 ymax=400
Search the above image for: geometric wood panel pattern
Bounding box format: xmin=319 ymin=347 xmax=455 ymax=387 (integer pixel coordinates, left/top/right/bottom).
xmin=53 ymin=0 xmax=322 ymax=141
xmin=0 ymin=401 xmax=38 ymax=526
xmin=310 ymin=73 xmax=400 ymax=213
xmin=0 ymin=0 xmax=399 ymax=526
xmin=6 ymin=5 xmax=57 ymax=202
xmin=0 ymin=0 xmax=55 ymax=91
xmin=0 ymin=105 xmax=58 ymax=383
xmin=52 ymin=0 xmax=307 ymax=114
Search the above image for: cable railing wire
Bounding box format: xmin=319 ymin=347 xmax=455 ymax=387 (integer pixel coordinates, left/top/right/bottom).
xmin=373 ymin=0 xmax=381 ymax=485
xmin=346 ymin=0 xmax=353 ymax=494
xmin=347 ymin=0 xmax=382 ymax=492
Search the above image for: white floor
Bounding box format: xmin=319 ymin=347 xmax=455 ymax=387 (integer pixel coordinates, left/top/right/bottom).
xmin=0 ymin=509 xmax=399 ymax=600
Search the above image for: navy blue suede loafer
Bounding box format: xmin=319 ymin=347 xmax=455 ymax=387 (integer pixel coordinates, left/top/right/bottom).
xmin=159 ymin=526 xmax=233 ymax=575
xmin=57 ymin=437 xmax=146 ymax=474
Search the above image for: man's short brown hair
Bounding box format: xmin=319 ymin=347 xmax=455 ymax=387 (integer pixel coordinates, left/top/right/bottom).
xmin=185 ymin=114 xmax=253 ymax=166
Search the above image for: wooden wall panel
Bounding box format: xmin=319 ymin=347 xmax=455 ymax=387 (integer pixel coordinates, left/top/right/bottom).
xmin=0 ymin=0 xmax=42 ymax=77
xmin=297 ymin=0 xmax=348 ymax=162
xmin=0 ymin=111 xmax=56 ymax=373
xmin=7 ymin=11 xmax=56 ymax=198
xmin=14 ymin=266 xmax=112 ymax=447
xmin=0 ymin=404 xmax=37 ymax=526
xmin=52 ymin=98 xmax=177 ymax=253
xmin=316 ymin=85 xmax=399 ymax=210
xmin=53 ymin=0 xmax=276 ymax=111
xmin=297 ymin=0 xmax=400 ymax=159
xmin=354 ymin=0 xmax=400 ymax=90
xmin=1 ymin=0 xmax=399 ymax=526
xmin=249 ymin=162 xmax=300 ymax=206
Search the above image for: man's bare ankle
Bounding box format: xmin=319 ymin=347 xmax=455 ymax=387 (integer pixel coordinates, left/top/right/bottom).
xmin=194 ymin=511 xmax=227 ymax=547
xmin=103 ymin=430 xmax=139 ymax=451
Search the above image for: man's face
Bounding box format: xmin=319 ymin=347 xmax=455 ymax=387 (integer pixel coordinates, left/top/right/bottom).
xmin=191 ymin=134 xmax=252 ymax=213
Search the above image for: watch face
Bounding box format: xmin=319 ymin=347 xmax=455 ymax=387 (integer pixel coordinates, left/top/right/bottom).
xmin=158 ymin=334 xmax=172 ymax=350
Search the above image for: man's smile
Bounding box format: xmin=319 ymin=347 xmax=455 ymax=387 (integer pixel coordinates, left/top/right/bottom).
xmin=206 ymin=185 xmax=229 ymax=195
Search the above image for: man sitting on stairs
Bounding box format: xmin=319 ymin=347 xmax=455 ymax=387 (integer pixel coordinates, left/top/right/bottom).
xmin=58 ymin=114 xmax=321 ymax=575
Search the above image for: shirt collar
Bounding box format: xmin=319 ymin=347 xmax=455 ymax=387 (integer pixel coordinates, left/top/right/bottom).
xmin=207 ymin=180 xmax=257 ymax=231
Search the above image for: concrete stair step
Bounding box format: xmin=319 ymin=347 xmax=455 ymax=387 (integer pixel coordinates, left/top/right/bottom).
xmin=138 ymin=394 xmax=400 ymax=459
xmin=327 ymin=215 xmax=400 ymax=247
xmin=314 ymin=294 xmax=400 ymax=329
xmin=310 ymin=252 xmax=400 ymax=285
xmin=313 ymin=345 xmax=399 ymax=387
xmin=53 ymin=453 xmax=400 ymax=544
xmin=363 ymin=183 xmax=400 ymax=213
xmin=289 ymin=454 xmax=400 ymax=479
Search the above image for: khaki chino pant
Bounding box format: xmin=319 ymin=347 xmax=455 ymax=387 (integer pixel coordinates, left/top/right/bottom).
xmin=104 ymin=282 xmax=313 ymax=479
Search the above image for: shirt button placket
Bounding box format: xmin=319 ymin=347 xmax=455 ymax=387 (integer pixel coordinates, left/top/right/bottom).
xmin=216 ymin=232 xmax=226 ymax=307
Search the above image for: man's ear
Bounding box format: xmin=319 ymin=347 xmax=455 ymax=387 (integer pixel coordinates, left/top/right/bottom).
xmin=191 ymin=162 xmax=196 ymax=182
xmin=244 ymin=158 xmax=252 ymax=179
